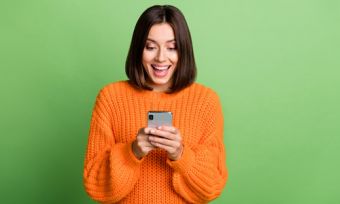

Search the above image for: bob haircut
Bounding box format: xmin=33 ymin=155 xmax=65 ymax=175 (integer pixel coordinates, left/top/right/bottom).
xmin=125 ymin=5 xmax=197 ymax=93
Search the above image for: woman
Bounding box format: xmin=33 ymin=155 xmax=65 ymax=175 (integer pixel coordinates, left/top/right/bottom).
xmin=83 ymin=5 xmax=228 ymax=203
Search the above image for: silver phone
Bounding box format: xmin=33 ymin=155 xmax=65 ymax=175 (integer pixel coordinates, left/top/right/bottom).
xmin=147 ymin=111 xmax=173 ymax=128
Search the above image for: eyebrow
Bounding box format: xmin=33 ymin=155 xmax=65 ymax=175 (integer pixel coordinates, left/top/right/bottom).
xmin=146 ymin=38 xmax=176 ymax=43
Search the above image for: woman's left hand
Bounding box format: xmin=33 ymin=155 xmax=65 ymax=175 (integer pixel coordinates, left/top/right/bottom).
xmin=148 ymin=126 xmax=183 ymax=161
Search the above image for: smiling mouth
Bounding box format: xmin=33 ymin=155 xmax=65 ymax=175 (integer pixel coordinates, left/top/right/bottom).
xmin=150 ymin=65 xmax=171 ymax=78
xmin=151 ymin=65 xmax=171 ymax=71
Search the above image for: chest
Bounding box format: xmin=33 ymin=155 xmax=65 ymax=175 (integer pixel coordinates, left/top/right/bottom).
xmin=111 ymin=102 xmax=205 ymax=146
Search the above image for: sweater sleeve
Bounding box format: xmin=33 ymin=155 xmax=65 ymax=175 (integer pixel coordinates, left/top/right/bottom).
xmin=167 ymin=91 xmax=228 ymax=203
xmin=83 ymin=88 xmax=143 ymax=203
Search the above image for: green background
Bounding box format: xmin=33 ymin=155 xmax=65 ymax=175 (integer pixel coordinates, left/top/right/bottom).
xmin=1 ymin=0 xmax=339 ymax=203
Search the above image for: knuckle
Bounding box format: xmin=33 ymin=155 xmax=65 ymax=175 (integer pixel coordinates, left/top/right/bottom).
xmin=144 ymin=127 xmax=150 ymax=133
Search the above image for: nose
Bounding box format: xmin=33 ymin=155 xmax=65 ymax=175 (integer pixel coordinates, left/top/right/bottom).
xmin=155 ymin=47 xmax=166 ymax=62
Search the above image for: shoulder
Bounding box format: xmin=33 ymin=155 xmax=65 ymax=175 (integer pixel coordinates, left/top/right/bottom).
xmin=188 ymin=82 xmax=221 ymax=102
xmin=186 ymin=83 xmax=223 ymax=116
xmin=188 ymin=83 xmax=224 ymax=125
xmin=100 ymin=80 xmax=130 ymax=92
xmin=96 ymin=80 xmax=133 ymax=100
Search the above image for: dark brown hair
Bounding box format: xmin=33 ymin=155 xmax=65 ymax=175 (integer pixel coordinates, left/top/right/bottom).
xmin=125 ymin=5 xmax=197 ymax=93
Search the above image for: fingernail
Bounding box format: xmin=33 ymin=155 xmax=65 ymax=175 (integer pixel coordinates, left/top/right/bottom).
xmin=157 ymin=126 xmax=162 ymax=130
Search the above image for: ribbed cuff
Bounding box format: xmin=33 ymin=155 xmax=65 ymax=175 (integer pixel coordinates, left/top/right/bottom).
xmin=166 ymin=146 xmax=195 ymax=174
xmin=121 ymin=141 xmax=145 ymax=167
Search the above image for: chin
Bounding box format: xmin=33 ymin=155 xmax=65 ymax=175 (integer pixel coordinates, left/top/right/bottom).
xmin=150 ymin=78 xmax=171 ymax=86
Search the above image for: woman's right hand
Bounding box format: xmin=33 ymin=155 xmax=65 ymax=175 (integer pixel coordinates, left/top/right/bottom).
xmin=132 ymin=127 xmax=155 ymax=160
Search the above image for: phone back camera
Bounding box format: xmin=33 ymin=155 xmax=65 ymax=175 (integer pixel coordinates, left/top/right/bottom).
xmin=149 ymin=114 xmax=154 ymax=120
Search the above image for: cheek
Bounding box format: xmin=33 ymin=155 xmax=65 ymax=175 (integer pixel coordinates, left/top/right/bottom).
xmin=169 ymin=53 xmax=178 ymax=64
xmin=142 ymin=51 xmax=155 ymax=63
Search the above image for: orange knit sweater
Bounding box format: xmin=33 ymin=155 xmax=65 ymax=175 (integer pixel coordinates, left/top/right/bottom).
xmin=83 ymin=81 xmax=228 ymax=204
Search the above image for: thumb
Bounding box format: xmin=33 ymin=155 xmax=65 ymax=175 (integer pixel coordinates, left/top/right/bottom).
xmin=143 ymin=127 xmax=151 ymax=134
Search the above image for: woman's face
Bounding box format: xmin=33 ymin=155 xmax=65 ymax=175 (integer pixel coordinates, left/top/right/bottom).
xmin=142 ymin=23 xmax=178 ymax=92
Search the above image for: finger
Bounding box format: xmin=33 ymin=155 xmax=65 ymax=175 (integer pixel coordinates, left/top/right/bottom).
xmin=143 ymin=127 xmax=151 ymax=134
xmin=157 ymin=126 xmax=178 ymax=134
xmin=137 ymin=140 xmax=156 ymax=148
xmin=149 ymin=136 xmax=179 ymax=147
xmin=145 ymin=127 xmax=159 ymax=135
xmin=137 ymin=134 xmax=151 ymax=142
xmin=150 ymin=142 xmax=176 ymax=154
xmin=150 ymin=129 xmax=175 ymax=140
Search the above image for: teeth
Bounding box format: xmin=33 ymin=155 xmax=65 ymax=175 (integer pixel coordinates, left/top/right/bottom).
xmin=152 ymin=65 xmax=169 ymax=70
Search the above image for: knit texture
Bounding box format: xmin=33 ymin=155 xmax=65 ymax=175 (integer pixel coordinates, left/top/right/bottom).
xmin=83 ymin=80 xmax=228 ymax=204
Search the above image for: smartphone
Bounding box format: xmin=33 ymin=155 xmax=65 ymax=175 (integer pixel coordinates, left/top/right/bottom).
xmin=147 ymin=111 xmax=173 ymax=128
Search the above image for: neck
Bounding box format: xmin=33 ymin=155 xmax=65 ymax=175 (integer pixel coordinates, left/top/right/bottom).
xmin=152 ymin=85 xmax=170 ymax=92
xmin=146 ymin=81 xmax=172 ymax=93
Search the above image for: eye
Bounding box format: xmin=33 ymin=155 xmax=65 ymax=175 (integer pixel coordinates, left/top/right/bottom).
xmin=145 ymin=46 xmax=156 ymax=51
xmin=168 ymin=47 xmax=177 ymax=51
